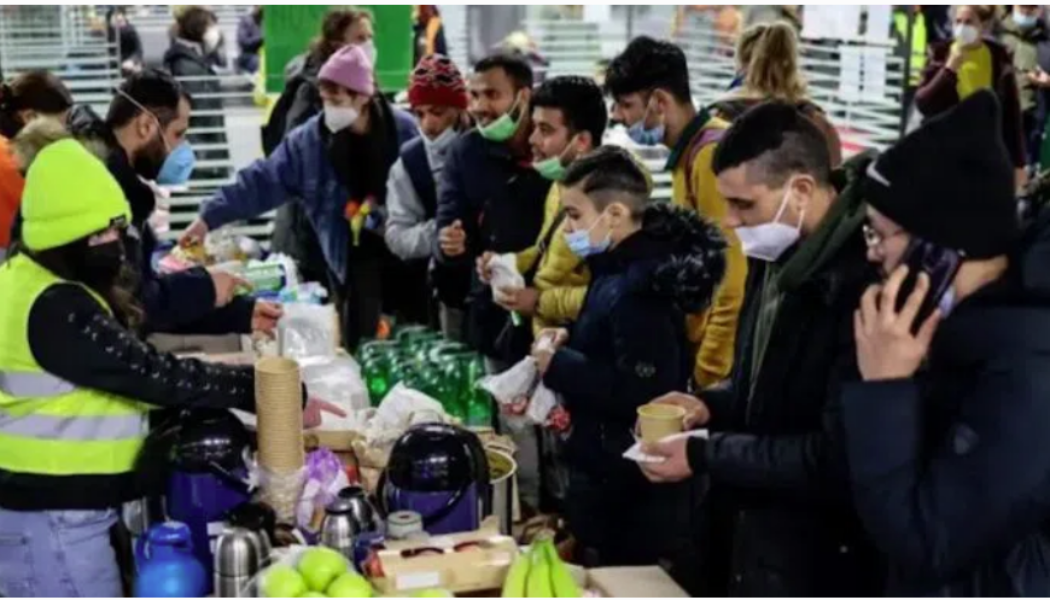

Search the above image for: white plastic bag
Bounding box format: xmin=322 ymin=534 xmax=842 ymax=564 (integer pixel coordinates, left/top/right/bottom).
xmin=279 ymin=304 xmax=338 ymax=361
xmin=363 ymin=384 xmax=449 ymax=445
xmin=526 ymin=382 xmax=558 ymax=425
xmin=479 ymin=357 xmax=538 ymax=405
xmin=300 ymin=356 xmax=369 ymax=430
xmin=488 ymin=253 xmax=525 ymax=302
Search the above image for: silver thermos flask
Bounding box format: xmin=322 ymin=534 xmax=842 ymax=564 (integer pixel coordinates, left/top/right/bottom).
xmin=213 ymin=526 xmax=266 ymax=598
xmin=320 ymin=486 xmax=380 ymax=559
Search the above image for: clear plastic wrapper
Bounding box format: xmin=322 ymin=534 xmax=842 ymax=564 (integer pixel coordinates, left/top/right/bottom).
xmin=258 ymin=466 xmax=306 ymax=525
xmin=300 ymin=356 xmax=369 ymax=429
xmin=279 ymin=304 xmax=339 ymax=361
xmin=297 ymin=449 xmax=350 ymax=530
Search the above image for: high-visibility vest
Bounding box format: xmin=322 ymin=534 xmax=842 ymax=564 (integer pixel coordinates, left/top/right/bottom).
xmin=0 ymin=254 xmax=148 ymax=481
xmin=895 ymin=11 xmax=928 ymax=86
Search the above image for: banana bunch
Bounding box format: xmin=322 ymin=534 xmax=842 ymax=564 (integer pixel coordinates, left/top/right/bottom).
xmin=501 ymin=538 xmax=581 ymax=598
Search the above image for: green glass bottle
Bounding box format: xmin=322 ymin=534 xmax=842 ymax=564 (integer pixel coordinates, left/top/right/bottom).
xmin=463 ymin=353 xmax=493 ymax=427
xmin=363 ymin=354 xmax=391 ymax=407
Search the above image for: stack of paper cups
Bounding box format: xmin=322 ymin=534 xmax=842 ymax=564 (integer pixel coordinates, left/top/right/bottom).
xmin=255 ymin=357 xmax=304 ymax=521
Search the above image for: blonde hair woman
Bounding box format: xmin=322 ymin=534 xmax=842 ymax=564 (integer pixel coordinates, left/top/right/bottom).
xmin=712 ymin=21 xmax=843 ymax=166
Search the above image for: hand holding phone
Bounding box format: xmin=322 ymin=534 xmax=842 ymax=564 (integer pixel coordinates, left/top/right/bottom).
xmin=893 ymin=238 xmax=962 ymax=330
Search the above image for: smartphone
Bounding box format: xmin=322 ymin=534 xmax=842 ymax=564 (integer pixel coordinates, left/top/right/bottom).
xmin=893 ymin=237 xmax=962 ymax=330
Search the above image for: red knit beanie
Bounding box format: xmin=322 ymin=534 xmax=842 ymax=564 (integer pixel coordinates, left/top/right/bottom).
xmin=408 ymin=54 xmax=468 ymax=110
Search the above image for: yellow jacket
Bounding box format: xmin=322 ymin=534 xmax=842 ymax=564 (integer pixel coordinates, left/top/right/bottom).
xmin=516 ymin=185 xmax=590 ymax=334
xmin=671 ymin=116 xmax=748 ymax=388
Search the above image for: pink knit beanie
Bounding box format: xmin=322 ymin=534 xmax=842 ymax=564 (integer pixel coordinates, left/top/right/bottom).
xmin=319 ymin=44 xmax=375 ymax=96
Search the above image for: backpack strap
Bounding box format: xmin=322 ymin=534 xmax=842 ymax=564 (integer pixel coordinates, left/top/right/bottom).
xmin=400 ymin=138 xmax=439 ymax=219
xmin=683 ymin=123 xmax=726 ymax=210
xmin=523 ymin=210 xmax=567 ymax=286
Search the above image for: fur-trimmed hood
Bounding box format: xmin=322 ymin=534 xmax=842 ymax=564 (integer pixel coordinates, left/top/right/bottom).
xmin=588 ymin=202 xmax=727 ymax=314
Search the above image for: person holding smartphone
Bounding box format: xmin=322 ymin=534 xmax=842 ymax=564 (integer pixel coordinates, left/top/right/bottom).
xmin=844 ymin=90 xmax=1050 ymax=595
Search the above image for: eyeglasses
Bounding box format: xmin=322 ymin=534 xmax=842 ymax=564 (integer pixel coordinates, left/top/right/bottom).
xmin=862 ymin=223 xmax=906 ymax=254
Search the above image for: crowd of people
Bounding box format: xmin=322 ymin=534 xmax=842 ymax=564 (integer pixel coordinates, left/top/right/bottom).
xmin=1 ymin=4 xmax=1050 ymax=597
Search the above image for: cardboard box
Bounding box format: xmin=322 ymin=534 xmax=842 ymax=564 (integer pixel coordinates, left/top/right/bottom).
xmin=371 ymin=520 xmax=517 ymax=595
xmin=586 ymin=566 xmax=689 ymax=598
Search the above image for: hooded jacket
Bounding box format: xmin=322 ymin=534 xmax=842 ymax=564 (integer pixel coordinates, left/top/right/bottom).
xmin=916 ymin=39 xmax=1026 ymax=168
xmin=840 ymin=209 xmax=1050 ymax=596
xmin=544 ymin=203 xmax=727 ymax=476
xmin=542 ymin=203 xmax=725 ymax=572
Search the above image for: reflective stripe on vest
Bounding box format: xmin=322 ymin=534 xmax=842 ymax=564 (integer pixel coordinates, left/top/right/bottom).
xmin=0 ymin=411 xmax=145 ymax=441
xmin=0 ymin=371 xmax=76 ymax=398
xmin=0 ymin=372 xmax=145 ymax=441
xmin=0 ymin=255 xmax=148 ymax=477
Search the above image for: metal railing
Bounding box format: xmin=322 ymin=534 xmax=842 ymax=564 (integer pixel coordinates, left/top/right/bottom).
xmin=114 ymin=4 xmax=250 ymax=31
xmin=512 ymin=19 xmax=906 ymax=203
xmin=0 ymin=5 xmax=268 ymax=243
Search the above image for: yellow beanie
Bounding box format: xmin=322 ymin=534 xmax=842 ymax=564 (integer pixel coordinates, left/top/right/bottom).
xmin=22 ymin=139 xmax=130 ymax=252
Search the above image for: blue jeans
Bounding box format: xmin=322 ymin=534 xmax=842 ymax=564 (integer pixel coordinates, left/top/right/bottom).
xmin=0 ymin=508 xmax=121 ymax=597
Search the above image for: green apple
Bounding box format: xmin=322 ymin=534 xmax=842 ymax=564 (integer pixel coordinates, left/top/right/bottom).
xmin=299 ymin=593 xmax=328 ymax=598
xmin=298 ymin=547 xmax=348 ymax=591
xmin=262 ymin=565 xmax=308 ymax=598
xmin=326 ymin=571 xmax=373 ymax=598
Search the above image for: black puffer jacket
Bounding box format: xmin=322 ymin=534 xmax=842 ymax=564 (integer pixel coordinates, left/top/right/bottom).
xmin=543 ymin=205 xmax=725 ymax=572
xmin=686 ymin=154 xmax=885 ymax=596
xmin=546 ymin=203 xmax=727 ymax=472
xmin=840 ymin=207 xmax=1050 ymax=596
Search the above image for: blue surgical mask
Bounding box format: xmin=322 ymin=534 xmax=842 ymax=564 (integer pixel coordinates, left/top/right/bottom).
xmin=157 ymin=142 xmax=195 ymax=186
xmin=564 ymin=213 xmax=612 ymax=258
xmin=626 ymin=100 xmax=665 ymax=147
xmin=1014 ymin=12 xmax=1039 ymax=29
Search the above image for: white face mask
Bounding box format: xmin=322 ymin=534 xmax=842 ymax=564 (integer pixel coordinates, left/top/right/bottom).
xmin=324 ymin=105 xmax=359 ymax=133
xmin=359 ymin=39 xmax=378 ymax=65
xmin=734 ymin=184 xmax=804 ymax=262
xmin=203 ymin=27 xmax=221 ymax=52
xmin=954 ymin=23 xmax=980 ymax=46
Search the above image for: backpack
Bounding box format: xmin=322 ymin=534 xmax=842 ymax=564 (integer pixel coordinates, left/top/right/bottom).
xmin=682 ymin=123 xmax=726 ymax=211
xmin=261 ymin=73 xmax=311 ymax=156
xmin=400 ymin=138 xmax=439 ymax=219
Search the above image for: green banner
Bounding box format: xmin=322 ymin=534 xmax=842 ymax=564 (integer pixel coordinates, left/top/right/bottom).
xmin=263 ymin=5 xmax=413 ymax=95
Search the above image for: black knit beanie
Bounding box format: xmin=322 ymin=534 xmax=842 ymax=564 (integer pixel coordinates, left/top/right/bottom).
xmin=863 ymin=90 xmax=1020 ymax=259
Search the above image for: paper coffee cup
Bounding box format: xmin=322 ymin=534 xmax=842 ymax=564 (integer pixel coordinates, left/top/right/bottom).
xmin=637 ymin=404 xmax=686 ymax=443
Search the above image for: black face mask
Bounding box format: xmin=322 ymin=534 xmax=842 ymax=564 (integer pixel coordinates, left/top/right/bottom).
xmin=71 ymin=240 xmax=126 ymax=292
